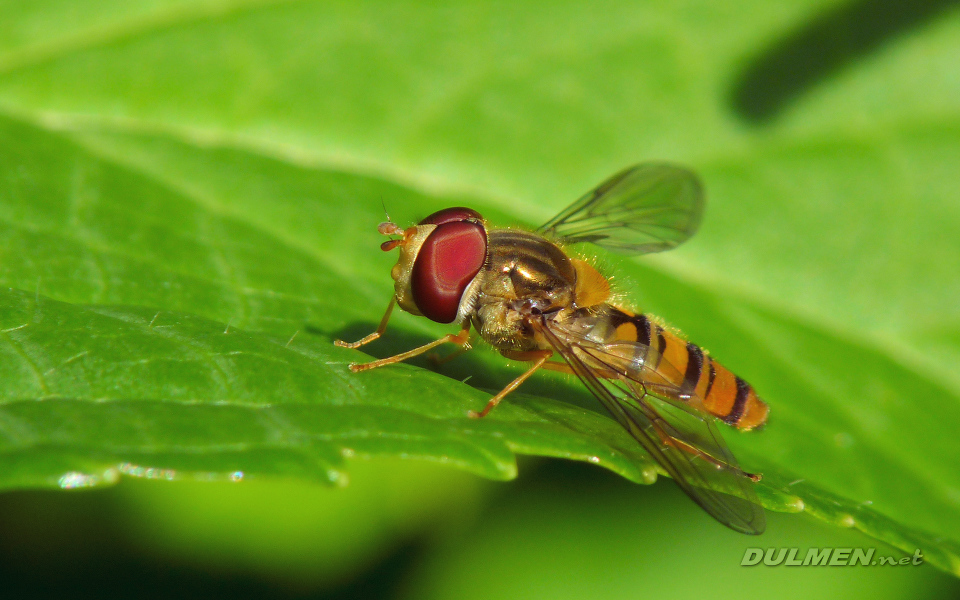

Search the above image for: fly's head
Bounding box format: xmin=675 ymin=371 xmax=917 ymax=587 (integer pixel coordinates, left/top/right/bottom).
xmin=378 ymin=207 xmax=488 ymax=324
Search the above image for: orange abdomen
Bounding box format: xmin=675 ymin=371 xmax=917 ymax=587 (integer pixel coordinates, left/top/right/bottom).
xmin=610 ymin=309 xmax=768 ymax=430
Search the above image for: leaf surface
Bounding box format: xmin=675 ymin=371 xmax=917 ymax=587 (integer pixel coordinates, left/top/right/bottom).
xmin=0 ymin=0 xmax=958 ymax=577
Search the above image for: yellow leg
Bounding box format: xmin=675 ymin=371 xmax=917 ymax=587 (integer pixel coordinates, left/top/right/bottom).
xmin=657 ymin=431 xmax=761 ymax=482
xmin=469 ymin=350 xmax=553 ymax=418
xmin=348 ymin=325 xmax=471 ymax=373
xmin=642 ymin=399 xmax=762 ymax=482
xmin=428 ymin=344 xmax=472 ymax=366
xmin=540 ymin=361 xmax=574 ymax=374
xmin=335 ymin=298 xmax=396 ymax=349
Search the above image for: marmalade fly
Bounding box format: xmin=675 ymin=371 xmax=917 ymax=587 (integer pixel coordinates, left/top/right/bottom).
xmin=336 ymin=163 xmax=768 ymax=534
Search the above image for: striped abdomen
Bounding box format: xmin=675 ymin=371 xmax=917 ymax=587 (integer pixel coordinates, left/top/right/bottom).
xmin=601 ymin=307 xmax=768 ymax=430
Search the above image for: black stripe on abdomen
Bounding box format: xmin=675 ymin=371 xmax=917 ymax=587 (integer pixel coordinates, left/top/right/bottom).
xmin=724 ymin=377 xmax=751 ymax=425
xmin=653 ymin=327 xmax=666 ymax=369
xmin=635 ymin=314 xmax=651 ymax=347
xmin=681 ymin=343 xmax=704 ymax=397
xmin=704 ymin=361 xmax=717 ymax=398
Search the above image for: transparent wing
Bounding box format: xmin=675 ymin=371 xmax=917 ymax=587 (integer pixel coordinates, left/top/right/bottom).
xmin=538 ymin=162 xmax=705 ymax=255
xmin=534 ymin=318 xmax=765 ymax=535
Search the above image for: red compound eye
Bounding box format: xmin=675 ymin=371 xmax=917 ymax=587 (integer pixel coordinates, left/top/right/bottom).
xmin=411 ymin=221 xmax=487 ymax=323
xmin=418 ymin=207 xmax=483 ymax=226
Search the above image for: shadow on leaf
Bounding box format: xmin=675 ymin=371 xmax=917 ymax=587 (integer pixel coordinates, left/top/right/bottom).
xmin=729 ymin=0 xmax=960 ymax=122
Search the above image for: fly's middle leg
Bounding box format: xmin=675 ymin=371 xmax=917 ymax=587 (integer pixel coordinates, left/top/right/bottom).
xmin=469 ymin=350 xmax=553 ymax=418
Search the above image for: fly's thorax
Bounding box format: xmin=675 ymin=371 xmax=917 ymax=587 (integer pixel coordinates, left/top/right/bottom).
xmin=467 ymin=229 xmax=579 ymax=351
xmin=484 ymin=229 xmax=577 ymax=308
xmin=386 ymin=207 xmax=488 ymax=324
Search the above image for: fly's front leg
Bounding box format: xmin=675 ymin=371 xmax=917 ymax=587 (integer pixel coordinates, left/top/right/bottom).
xmin=334 ymin=298 xmax=396 ymax=349
xmin=469 ymin=350 xmax=553 ymax=418
xmin=347 ymin=325 xmax=471 ymax=373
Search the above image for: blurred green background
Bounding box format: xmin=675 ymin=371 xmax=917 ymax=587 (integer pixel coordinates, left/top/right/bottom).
xmin=1 ymin=0 xmax=959 ymax=597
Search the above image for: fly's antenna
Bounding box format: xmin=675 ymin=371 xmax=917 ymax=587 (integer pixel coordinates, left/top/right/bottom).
xmin=381 ymin=195 xmax=391 ymax=223
xmin=377 ymin=195 xmax=404 ymax=241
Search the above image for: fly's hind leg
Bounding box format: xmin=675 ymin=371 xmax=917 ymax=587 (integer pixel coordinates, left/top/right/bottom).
xmin=658 ymin=433 xmax=760 ymax=481
xmin=633 ymin=381 xmax=762 ymax=482
xmin=642 ymin=407 xmax=762 ymax=482
xmin=469 ymin=350 xmax=553 ymax=418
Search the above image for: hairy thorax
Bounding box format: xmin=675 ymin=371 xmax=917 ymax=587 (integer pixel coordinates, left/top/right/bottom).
xmin=464 ymin=229 xmax=577 ymax=352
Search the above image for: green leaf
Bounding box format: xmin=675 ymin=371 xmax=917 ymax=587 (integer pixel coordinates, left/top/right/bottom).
xmin=404 ymin=465 xmax=954 ymax=600
xmin=0 ymin=286 xmax=671 ymax=486
xmin=0 ymin=0 xmax=959 ymax=580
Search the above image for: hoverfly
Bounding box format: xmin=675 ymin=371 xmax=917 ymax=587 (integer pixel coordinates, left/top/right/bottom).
xmin=336 ymin=163 xmax=768 ymax=534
